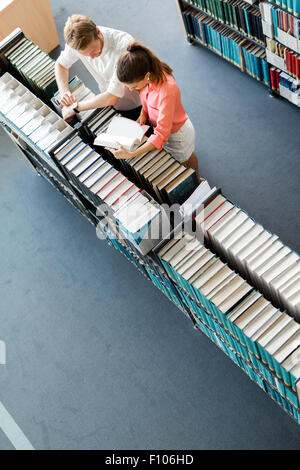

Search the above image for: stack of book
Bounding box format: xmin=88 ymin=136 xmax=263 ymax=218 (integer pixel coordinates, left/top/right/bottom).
xmin=0 ymin=30 xmax=57 ymax=100
xmin=51 ymin=76 xmax=96 ymax=122
xmin=266 ymin=38 xmax=300 ymax=79
xmin=184 ymin=0 xmax=265 ymax=44
xmin=82 ymin=109 xmax=200 ymax=205
xmin=193 ymin=192 xmax=300 ymax=319
xmin=0 ymin=73 xmax=71 ymax=155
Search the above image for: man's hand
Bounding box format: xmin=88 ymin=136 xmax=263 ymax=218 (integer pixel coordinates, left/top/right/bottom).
xmin=62 ymin=104 xmax=76 ymax=121
xmin=60 ymin=90 xmax=76 ymax=107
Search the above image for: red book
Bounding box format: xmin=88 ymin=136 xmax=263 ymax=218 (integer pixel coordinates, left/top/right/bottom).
xmin=275 ymin=69 xmax=281 ymax=92
xmin=296 ymin=55 xmax=300 ymax=80
xmin=270 ymin=66 xmax=276 ymax=91
xmin=292 ymin=53 xmax=297 ymax=77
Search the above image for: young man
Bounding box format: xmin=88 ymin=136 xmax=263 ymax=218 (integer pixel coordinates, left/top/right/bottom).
xmin=55 ymin=14 xmax=141 ymax=121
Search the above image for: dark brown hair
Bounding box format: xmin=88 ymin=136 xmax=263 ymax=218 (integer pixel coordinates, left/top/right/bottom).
xmin=117 ymin=42 xmax=173 ymax=85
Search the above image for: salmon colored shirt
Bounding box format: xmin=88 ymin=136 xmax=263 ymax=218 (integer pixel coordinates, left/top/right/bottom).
xmin=139 ymin=74 xmax=188 ymax=150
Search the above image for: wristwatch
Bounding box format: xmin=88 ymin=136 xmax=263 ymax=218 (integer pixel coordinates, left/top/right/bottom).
xmin=71 ymin=102 xmax=80 ymax=113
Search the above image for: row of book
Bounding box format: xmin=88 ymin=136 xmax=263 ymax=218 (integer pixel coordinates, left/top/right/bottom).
xmin=182 ymin=7 xmax=270 ymax=83
xmin=184 ymin=0 xmax=265 ymax=44
xmin=268 ymin=0 xmax=300 ymax=18
xmin=0 ymin=29 xmax=57 ymax=100
xmin=81 ymin=108 xmax=199 ymax=205
xmin=158 ymin=230 xmax=300 ymax=403
xmin=193 ymin=192 xmax=300 ymax=318
xmin=266 ymin=37 xmax=300 ymax=78
xmin=51 ymin=131 xmax=169 ymax=254
xmin=0 ymin=73 xmax=71 ymax=154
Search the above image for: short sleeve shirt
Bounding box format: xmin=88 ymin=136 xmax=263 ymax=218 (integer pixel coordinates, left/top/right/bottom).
xmin=57 ymin=26 xmax=141 ymax=111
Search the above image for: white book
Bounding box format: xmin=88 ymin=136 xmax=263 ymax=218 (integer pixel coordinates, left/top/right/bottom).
xmin=22 ymin=115 xmax=45 ymax=136
xmin=13 ymin=107 xmax=39 ymax=128
xmin=181 ymin=252 xmax=215 ymax=283
xmin=104 ymin=180 xmax=134 ymax=207
xmin=179 ymin=181 xmax=214 ymax=219
xmin=274 ymin=331 xmax=300 ymax=366
xmin=89 ymin=168 xmax=119 ymax=194
xmin=230 ymin=223 xmax=264 ymax=258
xmin=170 ymin=237 xmax=203 ymax=269
xmin=54 ymin=136 xmax=82 ymax=161
xmin=233 ymin=296 xmax=270 ymax=331
xmin=281 ymin=345 xmax=300 ymax=372
xmin=60 ymin=143 xmax=87 ymax=166
xmin=65 ymin=147 xmax=94 ymax=171
xmin=174 ymin=245 xmax=208 ymax=275
xmin=72 ymin=153 xmax=101 ymax=178
xmin=246 ymin=236 xmax=282 ymax=269
xmin=235 ymin=230 xmax=273 ymax=265
xmin=201 ymin=201 xmax=234 ymax=233
xmin=192 ymin=259 xmax=225 ymax=291
xmin=228 ymin=291 xmax=263 ymax=324
xmin=218 ymin=283 xmax=253 ymax=314
xmin=204 ymin=270 xmax=237 ymax=300
xmin=94 ymin=115 xmax=149 ymax=151
xmin=99 ymin=174 xmax=127 ymax=200
xmin=83 ymin=162 xmax=112 ymax=189
xmin=254 ymin=245 xmax=291 ymax=277
xmin=243 ymin=304 xmax=278 ymax=339
xmin=111 ymin=186 xmax=140 ymax=212
xmin=262 ymin=251 xmax=299 ymax=285
xmin=256 ymin=313 xmax=292 ymax=349
xmin=194 ymin=193 xmax=226 ymax=227
xmin=264 ymin=318 xmax=300 ymax=354
xmin=210 ymin=276 xmax=245 ymax=307
xmin=251 ymin=310 xmax=283 ymax=343
xmin=208 ymin=206 xmax=241 ymax=239
xmin=161 ymin=234 xmax=194 ymax=264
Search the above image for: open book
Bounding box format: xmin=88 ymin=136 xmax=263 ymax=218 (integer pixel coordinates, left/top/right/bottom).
xmin=94 ymin=115 xmax=150 ymax=151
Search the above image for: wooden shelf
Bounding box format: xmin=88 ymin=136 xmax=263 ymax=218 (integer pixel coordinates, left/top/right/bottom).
xmin=0 ymin=0 xmax=59 ymax=53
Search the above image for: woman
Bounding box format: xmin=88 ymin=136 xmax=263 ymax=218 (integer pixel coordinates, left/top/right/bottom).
xmin=109 ymin=41 xmax=201 ymax=181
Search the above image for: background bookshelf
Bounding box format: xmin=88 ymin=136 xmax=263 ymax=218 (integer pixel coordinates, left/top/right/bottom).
xmin=175 ymin=0 xmax=300 ymax=106
xmin=1 ymin=26 xmax=300 ymax=430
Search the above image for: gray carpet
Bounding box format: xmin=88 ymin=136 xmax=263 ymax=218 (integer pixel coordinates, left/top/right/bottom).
xmin=0 ymin=0 xmax=300 ymax=450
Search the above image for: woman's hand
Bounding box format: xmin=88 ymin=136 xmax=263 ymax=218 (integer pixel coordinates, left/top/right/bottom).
xmin=62 ymin=104 xmax=76 ymax=121
xmin=106 ymin=144 xmax=135 ymax=160
xmin=136 ymin=109 xmax=148 ymax=126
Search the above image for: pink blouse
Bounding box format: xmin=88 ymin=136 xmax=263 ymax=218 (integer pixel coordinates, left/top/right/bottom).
xmin=139 ymin=74 xmax=188 ymax=150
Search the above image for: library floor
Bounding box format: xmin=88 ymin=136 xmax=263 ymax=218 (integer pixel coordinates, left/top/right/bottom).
xmin=1 ymin=0 xmax=300 ymax=451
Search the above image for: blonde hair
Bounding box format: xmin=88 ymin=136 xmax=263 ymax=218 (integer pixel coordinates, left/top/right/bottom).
xmin=117 ymin=41 xmax=173 ymax=86
xmin=64 ymin=14 xmax=99 ymax=50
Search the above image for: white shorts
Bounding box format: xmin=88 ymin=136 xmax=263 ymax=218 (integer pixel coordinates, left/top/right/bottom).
xmin=163 ymin=118 xmax=195 ymax=164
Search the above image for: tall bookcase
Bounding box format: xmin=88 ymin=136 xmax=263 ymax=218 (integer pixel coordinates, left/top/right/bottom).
xmin=175 ymin=0 xmax=300 ymax=106
xmin=1 ymin=28 xmax=300 ymax=426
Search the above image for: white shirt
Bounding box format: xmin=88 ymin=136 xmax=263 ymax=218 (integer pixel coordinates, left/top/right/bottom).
xmin=57 ymin=26 xmax=141 ymax=111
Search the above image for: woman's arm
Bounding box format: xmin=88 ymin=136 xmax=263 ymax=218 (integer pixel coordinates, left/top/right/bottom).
xmin=108 ymin=139 xmax=156 ymax=160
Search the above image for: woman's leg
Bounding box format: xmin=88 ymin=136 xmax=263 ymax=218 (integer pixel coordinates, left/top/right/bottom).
xmin=185 ymin=152 xmax=203 ymax=183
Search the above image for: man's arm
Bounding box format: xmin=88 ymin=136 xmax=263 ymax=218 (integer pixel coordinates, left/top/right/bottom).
xmin=55 ymin=61 xmax=76 ymax=107
xmin=62 ymin=91 xmax=119 ymax=121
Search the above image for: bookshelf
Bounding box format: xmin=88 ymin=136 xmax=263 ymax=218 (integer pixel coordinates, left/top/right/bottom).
xmin=176 ymin=0 xmax=300 ymax=105
xmin=0 ymin=0 xmax=59 ymax=54
xmin=1 ymin=29 xmax=300 ymax=426
xmin=175 ymin=0 xmax=270 ymax=85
